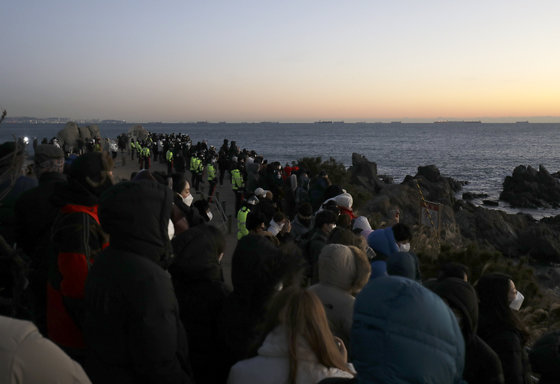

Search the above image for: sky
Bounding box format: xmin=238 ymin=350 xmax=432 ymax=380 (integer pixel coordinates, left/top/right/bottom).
xmin=1 ymin=1 xmax=560 ymax=123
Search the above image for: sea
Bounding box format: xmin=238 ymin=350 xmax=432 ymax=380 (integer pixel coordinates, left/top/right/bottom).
xmin=2 ymin=121 xmax=560 ymax=219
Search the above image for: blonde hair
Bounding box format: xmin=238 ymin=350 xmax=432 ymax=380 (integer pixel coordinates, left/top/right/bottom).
xmin=259 ymin=287 xmax=353 ymax=384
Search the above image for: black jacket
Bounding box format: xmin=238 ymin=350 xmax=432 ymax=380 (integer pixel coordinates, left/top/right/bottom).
xmin=428 ymin=277 xmax=505 ymax=384
xmin=170 ymin=225 xmax=230 ymax=384
xmin=84 ymin=181 xmax=193 ymax=384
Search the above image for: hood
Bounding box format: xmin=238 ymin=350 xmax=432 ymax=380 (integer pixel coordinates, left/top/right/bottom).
xmin=317 ymin=244 xmax=355 ymax=292
xmin=386 ymin=252 xmax=419 ymax=281
xmin=170 ymin=224 xmax=223 ymax=282
xmin=367 ymin=227 xmax=398 ymax=258
xmin=426 ymin=277 xmax=478 ymax=341
xmin=334 ymin=192 xmax=353 ymax=209
xmin=98 ymin=180 xmax=173 ymax=266
xmin=353 ymin=216 xmax=373 ymax=238
xmin=352 ymin=276 xmax=465 ymax=384
xmin=51 ymin=178 xmax=99 ymax=208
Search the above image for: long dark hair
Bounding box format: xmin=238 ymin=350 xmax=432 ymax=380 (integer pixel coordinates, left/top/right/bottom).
xmin=476 ymin=272 xmax=529 ymax=344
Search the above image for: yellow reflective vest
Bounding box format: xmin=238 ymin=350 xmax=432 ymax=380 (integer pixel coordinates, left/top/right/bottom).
xmin=231 ymin=169 xmax=244 ymax=191
xmin=207 ymin=164 xmax=216 ymax=182
xmin=237 ymin=206 xmax=250 ymax=239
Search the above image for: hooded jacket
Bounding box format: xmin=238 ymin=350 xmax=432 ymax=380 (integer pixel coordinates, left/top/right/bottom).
xmin=170 ymin=225 xmax=230 ymax=384
xmin=367 ymin=227 xmax=398 ymax=258
xmin=427 ymin=278 xmax=505 ymax=384
xmin=351 ymin=276 xmax=466 ymax=383
xmin=83 ymin=181 xmax=193 ymax=384
xmin=309 ymin=244 xmax=370 ymax=348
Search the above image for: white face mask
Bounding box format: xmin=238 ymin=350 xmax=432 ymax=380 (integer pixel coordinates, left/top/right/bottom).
xmin=167 ymin=219 xmax=175 ymax=240
xmin=509 ymin=291 xmax=524 ymax=311
xmin=206 ymin=211 xmax=213 ymax=221
xmin=398 ymin=242 xmax=410 ymax=252
xmin=182 ymin=193 xmax=194 ymax=207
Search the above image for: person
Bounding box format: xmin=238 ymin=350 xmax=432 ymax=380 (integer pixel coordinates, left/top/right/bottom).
xmin=166 ymin=147 xmax=174 ymax=174
xmin=206 ymin=158 xmax=217 ymax=201
xmin=245 ymin=211 xmax=268 ymax=236
xmin=305 ymin=209 xmax=337 ymax=283
xmin=83 ymin=180 xmax=194 ymax=384
xmin=320 ymin=276 xmax=465 ymax=383
xmin=227 ymin=287 xmax=355 ymax=384
xmin=428 ymin=277 xmax=505 ymax=384
xmin=14 ymin=144 xmax=66 ymax=334
xmin=170 ymin=224 xmax=230 ymax=384
xmin=476 ymin=273 xmax=531 ymax=384
xmin=529 ymin=330 xmax=560 ymax=384
xmin=291 ymin=202 xmax=314 ymax=242
xmin=237 ymin=194 xmax=259 ymax=240
xmin=308 ymin=244 xmax=371 ymax=349
xmin=267 ymin=211 xmax=288 ymax=236
xmin=231 ymin=162 xmax=245 ymax=213
xmin=367 ymin=222 xmax=412 ymax=279
xmin=219 ymin=235 xmax=305 ymax=374
xmin=171 ymin=172 xmax=203 ymax=229
xmin=0 ymin=315 xmax=91 ymax=383
xmin=309 ymin=171 xmax=331 ymax=212
xmin=47 ymin=151 xmax=113 ymax=361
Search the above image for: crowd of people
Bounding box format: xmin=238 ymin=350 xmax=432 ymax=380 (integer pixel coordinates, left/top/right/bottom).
xmin=0 ymin=132 xmax=558 ymax=384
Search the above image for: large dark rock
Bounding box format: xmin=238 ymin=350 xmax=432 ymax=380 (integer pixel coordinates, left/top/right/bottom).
xmin=129 ymin=125 xmax=149 ymax=140
xmin=454 ymin=201 xmax=536 ymax=258
xmin=349 ymin=153 xmax=384 ymax=193
xmin=402 ymin=165 xmax=464 ymax=207
xmin=57 ymin=122 xmax=101 ymax=150
xmin=500 ymin=165 xmax=560 ymax=208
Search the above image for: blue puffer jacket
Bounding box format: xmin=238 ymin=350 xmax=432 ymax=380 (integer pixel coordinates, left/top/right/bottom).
xmin=367 ymin=227 xmax=398 ymax=258
xmin=351 ymin=276 xmax=466 ymax=384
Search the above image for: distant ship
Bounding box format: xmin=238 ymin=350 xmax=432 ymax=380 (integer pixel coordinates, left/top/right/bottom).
xmin=434 ymin=120 xmax=482 ymax=124
xmin=315 ymin=121 xmax=333 ymax=124
xmin=515 ymin=121 xmax=529 ymax=124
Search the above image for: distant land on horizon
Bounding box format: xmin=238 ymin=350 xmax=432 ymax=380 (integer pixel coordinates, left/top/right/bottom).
xmin=3 ymin=116 xmax=560 ymax=125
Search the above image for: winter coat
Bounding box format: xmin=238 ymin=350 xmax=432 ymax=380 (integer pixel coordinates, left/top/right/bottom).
xmin=366 ymin=227 xmax=398 ymax=258
xmin=386 ymin=251 xmax=422 ymax=281
xmin=220 ymin=235 xmax=305 ymax=370
xmin=478 ymin=315 xmax=529 ymax=384
xmin=227 ymin=325 xmax=354 ymax=384
xmin=170 ymin=225 xmax=231 ymax=384
xmin=83 ymin=181 xmax=193 ymax=384
xmin=0 ymin=315 xmax=91 ymax=384
xmin=47 ymin=179 xmax=109 ymax=351
xmin=291 ymin=216 xmax=312 ymax=242
xmin=351 ymin=276 xmax=465 ymax=383
xmin=427 ymin=277 xmax=505 ymax=384
xmin=308 ymin=244 xmax=362 ymax=348
xmin=14 ymin=172 xmax=67 ymax=334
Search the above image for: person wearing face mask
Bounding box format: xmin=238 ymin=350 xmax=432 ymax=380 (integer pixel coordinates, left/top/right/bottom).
xmin=476 ymin=273 xmax=530 ymax=384
xmin=171 ymin=173 xmax=203 ymax=229
xmin=366 ymin=223 xmax=417 ymax=280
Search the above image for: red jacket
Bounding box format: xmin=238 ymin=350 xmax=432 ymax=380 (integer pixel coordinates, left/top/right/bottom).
xmin=47 ymin=204 xmax=108 ymax=350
